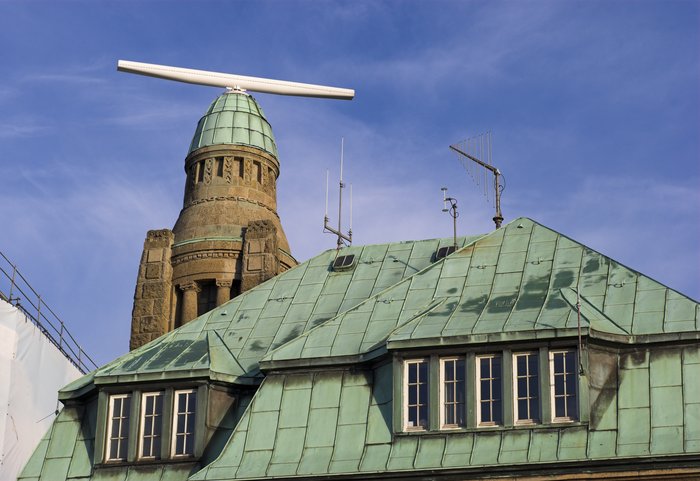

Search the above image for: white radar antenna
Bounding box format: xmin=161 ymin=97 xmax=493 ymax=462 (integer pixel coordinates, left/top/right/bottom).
xmin=117 ymin=60 xmax=354 ymax=99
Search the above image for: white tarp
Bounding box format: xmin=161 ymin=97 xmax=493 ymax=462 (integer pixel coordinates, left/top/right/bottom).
xmin=0 ymin=299 xmax=81 ymax=481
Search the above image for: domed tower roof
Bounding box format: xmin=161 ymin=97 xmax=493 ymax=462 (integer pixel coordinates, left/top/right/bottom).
xmin=188 ymin=91 xmax=278 ymax=158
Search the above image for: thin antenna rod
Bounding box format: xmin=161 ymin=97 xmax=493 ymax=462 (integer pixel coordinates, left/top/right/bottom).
xmin=325 ymin=170 xmax=329 ymax=217
xmin=577 ymin=287 xmax=585 ymax=375
xmin=323 ymin=138 xmax=352 ymax=249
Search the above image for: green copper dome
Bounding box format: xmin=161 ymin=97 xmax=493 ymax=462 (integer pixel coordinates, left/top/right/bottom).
xmin=188 ymin=91 xmax=278 ymax=158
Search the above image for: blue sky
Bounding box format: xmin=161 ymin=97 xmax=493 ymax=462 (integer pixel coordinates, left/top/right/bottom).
xmin=1 ymin=0 xmax=698 ymax=366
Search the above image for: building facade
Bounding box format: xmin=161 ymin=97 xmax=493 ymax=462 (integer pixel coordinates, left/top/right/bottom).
xmin=19 ymin=218 xmax=700 ymax=480
xmin=129 ymin=92 xmax=297 ymax=350
xmin=19 ymin=89 xmax=700 ymax=480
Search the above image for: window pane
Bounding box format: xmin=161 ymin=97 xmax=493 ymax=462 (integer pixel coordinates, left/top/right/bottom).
xmin=408 ymin=387 xmax=417 ymax=405
xmin=445 ymin=360 xmax=454 ymax=379
xmin=408 ymin=364 xmax=417 ymax=383
xmin=481 ymin=402 xmax=491 ymax=422
xmin=493 ymin=400 xmax=502 ymax=424
xmin=492 ymin=376 xmax=501 ymax=400
xmin=142 ymin=438 xmax=151 ymax=457
xmin=480 ymin=359 xmax=489 ymax=378
xmin=555 ymin=395 xmax=565 ymax=417
xmin=517 ymin=377 xmax=527 ymax=395
xmin=554 ymin=353 xmax=564 ymax=373
xmin=517 ymin=355 xmax=526 ymax=373
xmin=566 ymin=394 xmax=577 ymax=419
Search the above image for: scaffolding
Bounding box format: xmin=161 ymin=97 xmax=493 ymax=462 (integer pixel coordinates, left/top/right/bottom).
xmin=0 ymin=251 xmax=98 ymax=374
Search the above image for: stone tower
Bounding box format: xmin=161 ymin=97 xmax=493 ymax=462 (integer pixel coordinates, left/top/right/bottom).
xmin=129 ymin=91 xmax=297 ymax=350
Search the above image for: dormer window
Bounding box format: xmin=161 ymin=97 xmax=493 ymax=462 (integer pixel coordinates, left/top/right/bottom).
xmin=106 ymin=394 xmax=131 ymax=461
xmin=139 ymin=392 xmax=164 ymax=459
xmin=173 ymin=389 xmax=197 ymax=456
xmin=404 ymin=359 xmax=429 ymax=430
xmin=398 ymin=347 xmax=582 ymax=433
xmin=476 ymin=354 xmax=503 ymax=426
xmin=551 ymin=349 xmax=578 ymax=422
xmin=101 ymin=386 xmax=202 ymax=464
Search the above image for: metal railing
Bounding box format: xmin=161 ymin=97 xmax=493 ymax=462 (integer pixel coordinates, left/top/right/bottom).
xmin=0 ymin=250 xmax=98 ymax=374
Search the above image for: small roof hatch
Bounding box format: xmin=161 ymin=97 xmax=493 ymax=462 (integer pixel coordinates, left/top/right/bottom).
xmin=332 ymin=254 xmax=356 ymax=271
xmin=435 ymin=245 xmax=456 ymax=261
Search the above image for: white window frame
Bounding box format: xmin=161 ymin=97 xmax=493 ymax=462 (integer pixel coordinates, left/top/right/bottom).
xmin=512 ymin=351 xmax=539 ymax=425
xmin=476 ymin=354 xmax=502 ymax=427
xmin=171 ymin=389 xmax=197 ymax=457
xmin=105 ymin=393 xmax=131 ymax=462
xmin=138 ymin=391 xmax=164 ymax=460
xmin=549 ymin=349 xmax=578 ymax=423
xmin=403 ymin=359 xmax=429 ymax=431
xmin=439 ymin=356 xmax=465 ymax=429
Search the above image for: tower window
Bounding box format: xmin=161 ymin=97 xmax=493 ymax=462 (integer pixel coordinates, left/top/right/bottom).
xmin=215 ymin=157 xmax=224 ymax=177
xmin=254 ymin=160 xmax=262 ymax=183
xmin=197 ymin=161 xmax=205 ymax=183
xmin=234 ymin=156 xmax=244 ymax=177
xmin=172 ymin=389 xmax=197 ymax=456
xmin=197 ymin=281 xmax=217 ymax=316
xmin=106 ymin=394 xmax=131 ymax=461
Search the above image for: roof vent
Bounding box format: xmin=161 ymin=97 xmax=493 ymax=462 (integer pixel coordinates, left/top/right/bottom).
xmin=435 ymin=245 xmax=456 ymax=260
xmin=332 ymin=254 xmax=356 ymax=271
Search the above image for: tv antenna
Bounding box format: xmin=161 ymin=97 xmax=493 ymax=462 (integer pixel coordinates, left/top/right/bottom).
xmin=117 ymin=60 xmax=355 ymax=99
xmin=449 ymin=131 xmax=505 ymax=228
xmin=323 ymin=138 xmax=353 ymax=249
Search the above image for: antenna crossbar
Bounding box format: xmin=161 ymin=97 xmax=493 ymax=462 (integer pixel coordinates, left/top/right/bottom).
xmin=450 ymin=133 xmax=505 ymax=229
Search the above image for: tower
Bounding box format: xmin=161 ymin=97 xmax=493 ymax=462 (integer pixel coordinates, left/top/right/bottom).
xmin=129 ymin=90 xmax=297 ymax=350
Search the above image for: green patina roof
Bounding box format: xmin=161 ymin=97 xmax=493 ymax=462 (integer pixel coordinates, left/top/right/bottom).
xmin=20 ymin=217 xmax=700 ymax=481
xmin=190 ymin=347 xmax=700 ymax=480
xmin=263 ymin=218 xmax=699 ymax=367
xmin=188 ymin=92 xmax=278 ymax=158
xmin=78 ymin=235 xmax=479 ymax=389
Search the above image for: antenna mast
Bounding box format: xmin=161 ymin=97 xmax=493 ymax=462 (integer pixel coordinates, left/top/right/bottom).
xmin=441 ymin=188 xmax=459 ymax=250
xmin=324 ymin=138 xmax=353 ymax=249
xmin=449 ymin=131 xmax=505 ymax=229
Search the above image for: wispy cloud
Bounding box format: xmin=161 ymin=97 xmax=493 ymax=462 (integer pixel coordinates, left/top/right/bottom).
xmin=0 ymin=120 xmax=49 ymax=138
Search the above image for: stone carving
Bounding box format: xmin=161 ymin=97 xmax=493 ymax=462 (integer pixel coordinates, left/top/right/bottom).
xmin=171 ymin=250 xmax=240 ymax=266
xmin=179 ymin=281 xmax=201 ymax=292
xmin=184 ymin=195 xmax=280 ymax=218
xmin=204 ymin=158 xmax=213 ymax=184
xmin=244 ymin=158 xmax=252 ymax=184
xmin=216 ymin=279 xmax=233 ymax=288
xmin=224 ymin=156 xmax=233 ymax=183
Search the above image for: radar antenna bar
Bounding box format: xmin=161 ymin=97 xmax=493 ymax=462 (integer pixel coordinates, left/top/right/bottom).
xmin=117 ymin=60 xmax=355 ymax=100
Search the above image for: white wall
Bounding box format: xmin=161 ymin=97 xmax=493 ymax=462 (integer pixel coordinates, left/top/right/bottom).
xmin=0 ymin=299 xmax=82 ymax=481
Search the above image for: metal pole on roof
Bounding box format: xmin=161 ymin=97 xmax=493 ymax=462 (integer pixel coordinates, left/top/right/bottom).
xmin=441 ymin=187 xmax=459 ymax=250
